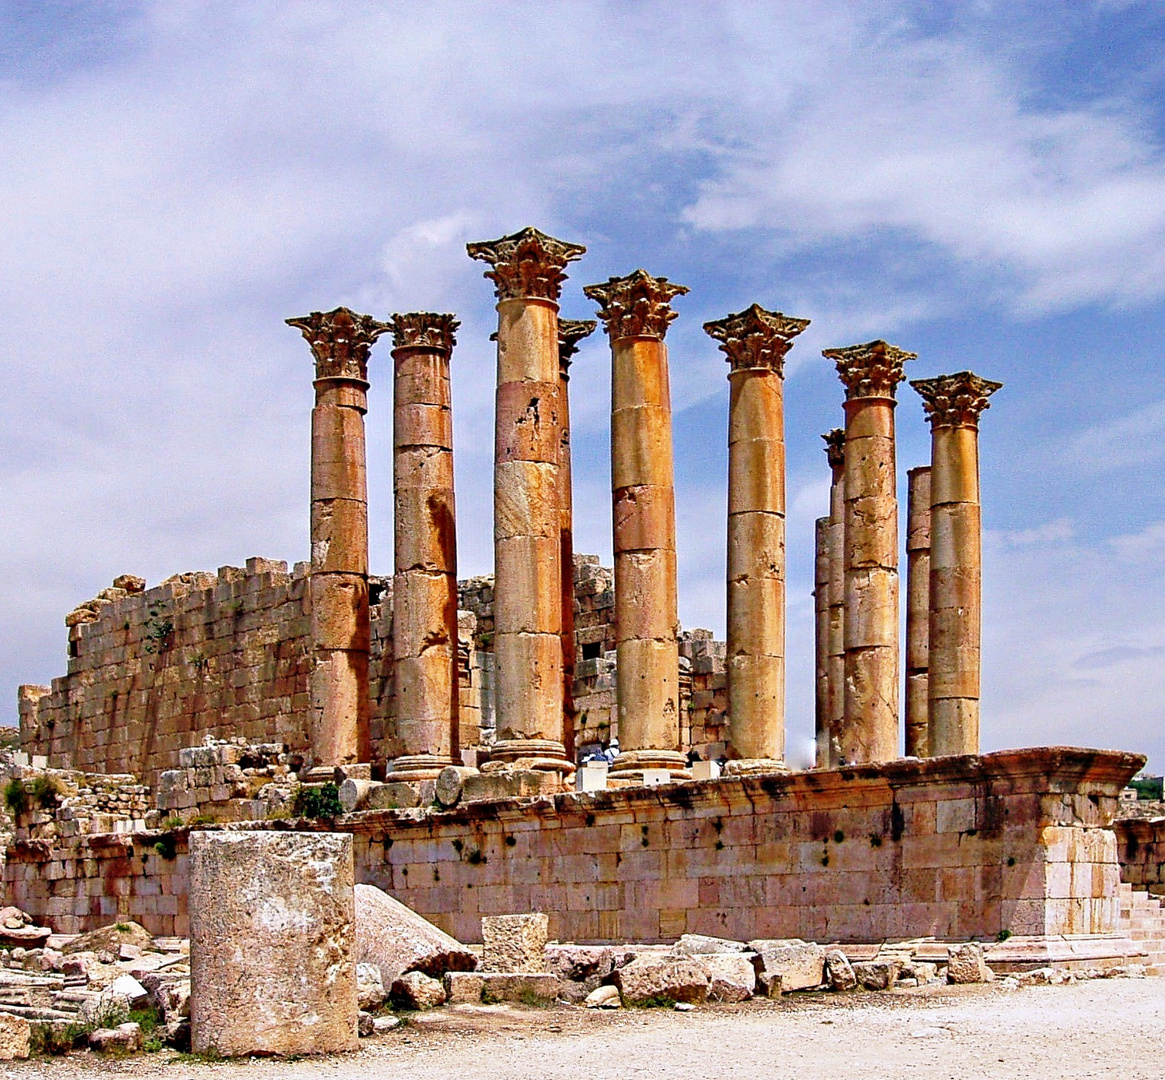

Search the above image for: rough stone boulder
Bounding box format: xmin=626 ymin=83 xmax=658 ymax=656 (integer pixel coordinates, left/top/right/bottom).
xmin=670 ymin=934 xmax=750 ymax=958
xmin=356 ymin=962 xmax=386 ymax=1010
xmin=0 ymin=1014 xmax=30 ymax=1061
xmin=748 ymin=939 xmax=826 ymax=992
xmin=824 ymin=949 xmax=857 ymax=991
xmin=614 ymin=956 xmax=711 ymax=1005
xmin=356 ymin=883 xmax=477 ymax=987
xmin=391 ymin=971 xmax=447 ymax=1009
xmin=63 ymin=920 xmax=155 ymax=957
xmin=852 ymin=959 xmax=902 ymax=991
xmin=545 ymin=944 xmax=616 ymax=1002
xmin=947 ymin=942 xmax=993 ymax=984
xmin=704 ymin=954 xmax=757 ymax=1002
xmin=89 ymin=1023 xmax=143 ymax=1054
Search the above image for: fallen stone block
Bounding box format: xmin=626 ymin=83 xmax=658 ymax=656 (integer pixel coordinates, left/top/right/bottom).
xmin=482 ymin=913 xmax=548 ymax=973
xmin=435 ymin=766 xmax=478 ymax=808
xmin=358 ymin=1011 xmax=374 ymax=1038
xmin=357 ymin=883 xmax=477 ymax=988
xmin=0 ymin=1014 xmax=30 ymax=1060
xmin=356 ymin=962 xmax=386 ymax=1010
xmin=444 ymin=972 xmax=486 ymax=1004
xmin=190 ymin=830 xmax=358 ymax=1056
xmin=480 ymin=973 xmax=560 ymax=1004
xmin=584 ymin=984 xmax=622 ymax=1009
xmin=947 ymin=942 xmax=992 ymax=984
xmin=108 ymin=973 xmax=149 ymax=1008
xmin=391 ymin=971 xmax=447 ymax=1009
xmin=373 ymin=1015 xmax=402 ymax=1034
xmin=461 ymin=770 xmax=558 ymax=803
xmin=853 ymin=959 xmax=902 ymax=991
xmin=704 ymin=954 xmax=756 ymax=1002
xmin=670 ymin=934 xmax=750 ymax=958
xmin=748 ymin=939 xmax=825 ymax=992
xmin=615 ymin=956 xmax=710 ymax=1005
xmin=824 ymin=949 xmax=857 ymax=991
xmin=89 ymin=1022 xmax=142 ymax=1054
xmin=545 ymin=944 xmax=615 ymax=982
xmin=365 ymin=782 xmax=421 ymax=810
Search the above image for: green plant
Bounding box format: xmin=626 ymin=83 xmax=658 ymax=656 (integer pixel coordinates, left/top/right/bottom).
xmin=293 ymin=783 xmax=342 ymax=819
xmin=997 ymin=929 xmax=1013 ymax=942
xmin=115 ymin=922 xmax=131 ymax=932
xmin=190 ymin=814 xmax=218 ymax=826
xmin=153 ymin=833 xmax=178 ymax=860
xmin=160 ymin=816 xmax=185 ymax=830
xmin=29 ymin=1020 xmax=84 ymax=1056
xmin=628 ymin=995 xmax=675 ymax=1008
xmin=31 ymin=774 xmax=63 ymax=809
xmin=3 ymin=779 xmax=27 ymax=816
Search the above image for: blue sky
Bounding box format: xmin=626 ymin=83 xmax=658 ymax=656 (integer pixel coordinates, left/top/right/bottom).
xmin=2 ymin=1 xmax=1164 ymax=769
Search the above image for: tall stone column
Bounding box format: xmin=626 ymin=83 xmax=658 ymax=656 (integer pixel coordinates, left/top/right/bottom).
xmin=823 ymin=427 xmax=846 ymax=769
xmin=904 ymin=466 xmax=932 ymax=758
xmin=910 ymin=372 xmax=1002 ymax=757
xmin=704 ymin=304 xmax=808 ymax=771
xmin=468 ymin=227 xmax=585 ymax=776
xmin=822 ymin=340 xmax=916 ymax=764
xmin=387 ymin=312 xmax=462 ymax=781
xmin=584 ymin=270 xmax=688 ymax=780
xmin=287 ymin=307 xmax=389 ymax=771
xmin=814 ymin=516 xmax=830 ymax=766
xmin=557 ymin=319 xmax=597 ymax=761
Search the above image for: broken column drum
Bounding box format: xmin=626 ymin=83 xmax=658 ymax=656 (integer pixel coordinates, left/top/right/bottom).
xmin=904 ymin=466 xmax=932 ymax=758
xmin=585 ymin=270 xmax=689 ymax=779
xmin=704 ymin=304 xmax=809 ymax=770
xmin=387 ymin=313 xmax=462 ymax=781
xmin=823 ymin=426 xmax=846 ymax=769
xmin=910 ymin=372 xmax=1002 ymax=757
xmin=557 ymin=319 xmax=597 ymax=760
xmin=287 ymin=307 xmax=389 ymax=770
xmin=823 ymin=340 xmax=916 ymax=765
xmin=467 ymin=227 xmax=586 ymax=775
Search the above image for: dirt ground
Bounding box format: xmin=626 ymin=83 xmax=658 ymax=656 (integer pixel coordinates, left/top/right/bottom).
xmin=11 ymin=978 xmax=1165 ymax=1079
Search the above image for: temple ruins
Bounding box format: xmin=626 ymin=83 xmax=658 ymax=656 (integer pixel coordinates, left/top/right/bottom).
xmin=3 ymin=224 xmax=1165 ymax=1055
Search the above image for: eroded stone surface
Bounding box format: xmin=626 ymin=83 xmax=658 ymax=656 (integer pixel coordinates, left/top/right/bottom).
xmin=482 ymin=913 xmax=548 ymax=973
xmin=614 ymin=956 xmax=710 ymax=1005
xmin=0 ymin=1014 xmax=30 ymax=1061
xmin=749 ymin=939 xmax=825 ymax=992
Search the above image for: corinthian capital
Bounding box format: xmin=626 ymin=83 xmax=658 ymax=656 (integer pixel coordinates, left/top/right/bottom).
xmin=286 ymin=307 xmax=390 ymax=382
xmin=910 ymin=371 xmax=1003 ymax=429
xmin=584 ymin=269 xmax=689 ymax=341
xmin=822 ymin=427 xmax=845 ymax=470
xmin=466 ymin=226 xmax=586 ymax=302
xmin=703 ymin=303 xmax=810 ymax=375
xmin=389 ymin=312 xmax=460 ymax=353
xmin=558 ymin=319 xmax=597 ymax=378
xmin=824 ymin=339 xmax=916 ymax=400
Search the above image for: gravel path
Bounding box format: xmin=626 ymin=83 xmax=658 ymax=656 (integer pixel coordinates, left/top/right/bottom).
xmin=11 ymin=978 xmax=1165 ymax=1079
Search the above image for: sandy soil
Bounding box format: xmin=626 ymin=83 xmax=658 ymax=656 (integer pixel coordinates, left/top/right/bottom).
xmin=11 ymin=978 xmax=1165 ymax=1080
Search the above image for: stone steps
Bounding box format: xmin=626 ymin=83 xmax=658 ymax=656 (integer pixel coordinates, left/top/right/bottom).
xmin=1118 ymin=887 xmax=1165 ymax=976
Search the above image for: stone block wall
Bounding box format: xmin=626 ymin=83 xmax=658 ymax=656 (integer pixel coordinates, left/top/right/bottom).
xmin=3 ymin=748 xmax=1140 ymax=946
xmin=1114 ymin=817 xmax=1165 ymax=897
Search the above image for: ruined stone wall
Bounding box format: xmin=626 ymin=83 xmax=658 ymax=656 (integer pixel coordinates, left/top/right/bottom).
xmin=1114 ymin=817 xmax=1165 ymax=897
xmin=4 ymin=749 xmax=1138 ymax=944
xmin=21 ymin=553 xmax=728 ymax=784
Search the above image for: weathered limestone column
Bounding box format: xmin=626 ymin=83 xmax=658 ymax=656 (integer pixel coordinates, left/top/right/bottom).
xmin=387 ymin=313 xmax=462 ymax=781
xmin=287 ymin=308 xmax=388 ymax=771
xmin=911 ymin=372 xmax=1002 ymax=757
xmin=823 ymin=427 xmax=846 ymax=769
xmin=190 ymin=831 xmax=357 ymax=1056
xmin=904 ymin=466 xmax=932 ymax=757
xmin=705 ymin=305 xmax=808 ymax=771
xmin=557 ymin=319 xmax=597 ymax=761
xmin=822 ymin=340 xmax=915 ymax=764
xmin=814 ymin=516 xmax=830 ymax=765
xmin=468 ymin=227 xmax=585 ymax=775
xmin=585 ymin=270 xmax=688 ymax=780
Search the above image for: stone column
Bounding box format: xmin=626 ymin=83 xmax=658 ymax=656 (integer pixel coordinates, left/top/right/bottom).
xmin=386 ymin=313 xmax=462 ymax=781
xmin=704 ymin=304 xmax=808 ymax=771
xmin=904 ymin=466 xmax=932 ymax=758
xmin=557 ymin=319 xmax=597 ymax=762
xmin=287 ymin=307 xmax=388 ymax=772
xmin=584 ymin=270 xmax=688 ymax=780
xmin=814 ymin=516 xmax=830 ymax=766
xmin=822 ymin=340 xmax=916 ymax=764
xmin=823 ymin=427 xmax=846 ymax=768
xmin=467 ymin=227 xmax=585 ymax=776
xmin=910 ymin=372 xmax=1002 ymax=757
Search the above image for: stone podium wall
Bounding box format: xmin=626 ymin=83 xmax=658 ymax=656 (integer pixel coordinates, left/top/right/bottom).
xmin=1114 ymin=817 xmax=1165 ymax=897
xmin=4 ymin=748 xmax=1140 ymax=945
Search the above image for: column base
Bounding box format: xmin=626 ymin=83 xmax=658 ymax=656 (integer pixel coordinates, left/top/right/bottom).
xmin=721 ymin=758 xmax=789 ymax=777
xmin=385 ymin=755 xmax=460 ymax=783
xmin=487 ymin=739 xmax=576 ymax=777
xmin=609 ymin=749 xmax=691 ymax=783
xmin=301 ymin=763 xmax=372 ymax=785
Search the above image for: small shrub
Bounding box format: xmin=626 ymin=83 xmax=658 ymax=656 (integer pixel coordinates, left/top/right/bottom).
xmin=153 ymin=833 xmax=178 ymax=860
xmin=3 ymin=779 xmax=27 ymax=816
xmin=629 ymin=995 xmax=675 ymax=1008
xmin=114 ymin=922 xmax=131 ymax=932
xmin=292 ymin=783 xmax=342 ymax=819
xmin=30 ymin=1020 xmax=84 ymax=1056
xmin=160 ymin=816 xmax=185 ymax=830
xmin=31 ymin=775 xmax=63 ymax=809
xmin=997 ymin=929 xmax=1013 ymax=942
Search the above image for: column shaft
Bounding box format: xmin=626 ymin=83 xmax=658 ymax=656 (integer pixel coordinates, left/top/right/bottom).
xmin=904 ymin=466 xmax=931 ymax=757
xmin=388 ymin=314 xmax=461 ymax=780
xmin=824 ymin=429 xmax=846 ymax=769
xmin=813 ymin=516 xmax=830 ymax=766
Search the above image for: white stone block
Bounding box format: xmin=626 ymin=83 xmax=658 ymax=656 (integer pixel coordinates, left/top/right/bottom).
xmin=642 ymin=769 xmax=671 ymax=787
xmin=690 ymin=760 xmax=721 ymax=781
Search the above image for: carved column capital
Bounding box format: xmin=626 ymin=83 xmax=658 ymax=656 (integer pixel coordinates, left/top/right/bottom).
xmin=466 ymin=226 xmax=586 ymax=302
xmin=824 ymin=339 xmax=916 ymax=400
xmin=286 ymin=307 xmax=389 ymax=382
xmin=584 ymin=270 xmax=689 ymax=341
xmin=558 ymin=319 xmax=597 ymax=379
xmin=389 ymin=312 xmax=460 ymax=354
xmin=822 ymin=427 xmax=845 ymax=470
xmin=703 ymin=303 xmax=810 ymax=375
xmin=910 ymin=371 xmax=1003 ymax=428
